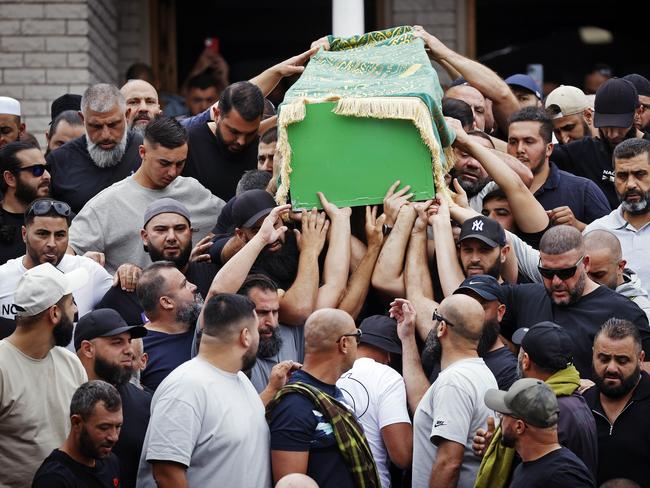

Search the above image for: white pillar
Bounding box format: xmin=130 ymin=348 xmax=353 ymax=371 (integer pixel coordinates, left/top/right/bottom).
xmin=332 ymin=0 xmax=364 ymax=37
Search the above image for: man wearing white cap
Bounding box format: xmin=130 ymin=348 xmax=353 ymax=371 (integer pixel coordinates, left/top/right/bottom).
xmin=545 ymin=85 xmax=597 ymax=145
xmin=0 ymin=262 xmax=89 ymax=488
xmin=0 ymin=96 xmax=25 ymax=149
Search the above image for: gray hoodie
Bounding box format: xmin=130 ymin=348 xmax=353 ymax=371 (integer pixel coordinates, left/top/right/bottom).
xmin=617 ymin=269 xmax=650 ymax=322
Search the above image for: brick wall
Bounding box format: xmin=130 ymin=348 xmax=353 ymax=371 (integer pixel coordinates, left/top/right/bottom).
xmin=0 ymin=0 xmax=120 ymax=148
xmin=117 ymin=0 xmax=150 ymax=84
xmin=392 ymin=0 xmax=463 ymax=85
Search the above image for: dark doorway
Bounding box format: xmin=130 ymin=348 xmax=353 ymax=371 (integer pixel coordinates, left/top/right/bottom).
xmin=476 ymin=0 xmax=650 ymax=93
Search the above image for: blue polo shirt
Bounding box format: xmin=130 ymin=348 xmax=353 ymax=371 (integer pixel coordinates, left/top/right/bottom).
xmin=534 ymin=162 xmax=611 ymax=224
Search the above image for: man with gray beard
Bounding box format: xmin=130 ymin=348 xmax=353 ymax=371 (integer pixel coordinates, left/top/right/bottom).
xmin=47 ymin=83 xmax=143 ymax=213
xmin=134 ymin=261 xmax=204 ymax=391
xmin=585 ymin=138 xmax=650 ymax=291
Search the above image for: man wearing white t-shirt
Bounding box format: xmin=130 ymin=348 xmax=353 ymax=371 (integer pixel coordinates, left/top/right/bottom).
xmin=0 ymin=198 xmax=112 ymax=340
xmin=337 ymin=315 xmax=412 ymax=488
xmin=409 ymin=294 xmax=497 ymax=488
xmin=0 ymin=262 xmax=89 ymax=487
xmin=137 ymin=293 xmax=271 ymax=488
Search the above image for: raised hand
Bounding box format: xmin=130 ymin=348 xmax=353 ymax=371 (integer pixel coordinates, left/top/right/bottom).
xmin=295 ymin=208 xmax=329 ymax=254
xmin=389 ymin=298 xmax=417 ymax=340
xmin=365 ymin=206 xmax=386 ymax=249
xmin=383 ymin=180 xmax=414 ymax=227
xmin=189 ymin=235 xmax=213 ymax=263
xmin=472 ymin=416 xmax=496 ymax=458
xmin=411 ymin=199 xmax=434 ymax=233
xmin=317 ymin=192 xmax=352 ymax=221
xmin=257 ymin=204 xmax=291 ymax=245
xmin=113 ymin=263 xmax=142 ymax=292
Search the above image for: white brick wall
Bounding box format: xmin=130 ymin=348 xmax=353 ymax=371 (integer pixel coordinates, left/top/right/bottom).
xmin=0 ymin=0 xmax=122 ymax=149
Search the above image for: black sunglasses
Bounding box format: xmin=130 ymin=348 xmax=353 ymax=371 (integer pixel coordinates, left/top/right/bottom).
xmin=15 ymin=164 xmax=50 ymax=177
xmin=27 ymin=200 xmax=72 ymax=219
xmin=336 ymin=329 xmax=362 ymax=344
xmin=432 ymin=309 xmax=455 ymax=328
xmin=538 ymin=256 xmax=584 ymax=281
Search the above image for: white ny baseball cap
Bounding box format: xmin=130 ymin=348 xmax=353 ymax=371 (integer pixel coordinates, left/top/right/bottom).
xmin=14 ymin=263 xmax=89 ymax=317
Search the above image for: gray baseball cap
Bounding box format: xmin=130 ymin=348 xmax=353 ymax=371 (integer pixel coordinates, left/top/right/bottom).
xmin=484 ymin=378 xmax=559 ymax=428
xmin=143 ymin=198 xmax=191 ymax=227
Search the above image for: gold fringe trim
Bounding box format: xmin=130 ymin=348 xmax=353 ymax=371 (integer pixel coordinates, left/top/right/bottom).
xmin=275 ymin=96 xmax=455 ymax=205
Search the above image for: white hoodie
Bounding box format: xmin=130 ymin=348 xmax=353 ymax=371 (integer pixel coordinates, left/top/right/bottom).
xmin=617 ymin=269 xmax=650 ymax=322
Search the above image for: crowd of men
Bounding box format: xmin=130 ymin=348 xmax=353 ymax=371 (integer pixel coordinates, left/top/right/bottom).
xmin=1 ymin=25 xmax=650 ymax=488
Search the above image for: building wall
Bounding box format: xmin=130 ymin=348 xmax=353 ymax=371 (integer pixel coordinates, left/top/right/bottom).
xmin=117 ymin=0 xmax=150 ymax=84
xmin=0 ymin=0 xmax=120 ymax=148
xmin=391 ymin=0 xmax=465 ymax=84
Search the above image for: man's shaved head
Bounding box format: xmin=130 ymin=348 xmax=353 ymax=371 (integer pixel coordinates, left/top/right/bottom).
xmin=446 ymin=85 xmax=487 ymax=130
xmin=439 ymin=294 xmax=485 ymax=344
xmin=304 ymin=308 xmax=356 ymax=354
xmin=584 ymin=229 xmax=622 ymax=260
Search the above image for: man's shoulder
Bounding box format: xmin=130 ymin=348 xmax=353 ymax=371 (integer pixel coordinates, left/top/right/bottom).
xmin=59 ymin=254 xmax=110 ymax=276
xmin=0 ymin=257 xmax=23 ymax=280
xmin=584 ymin=207 xmax=622 ymax=231
xmin=73 ymin=177 xmax=133 ymax=213
xmin=47 ymin=136 xmax=87 ymax=164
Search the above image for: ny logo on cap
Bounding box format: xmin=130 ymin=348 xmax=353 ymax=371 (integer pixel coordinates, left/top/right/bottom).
xmin=472 ymin=219 xmax=484 ymax=232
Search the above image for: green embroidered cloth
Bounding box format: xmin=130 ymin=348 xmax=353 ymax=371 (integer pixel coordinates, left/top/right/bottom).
xmin=276 ymin=26 xmax=454 ymax=209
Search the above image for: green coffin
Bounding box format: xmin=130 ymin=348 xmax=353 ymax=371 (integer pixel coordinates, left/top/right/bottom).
xmin=287 ymin=101 xmax=435 ymax=210
xmin=275 ymin=26 xmax=455 ymax=210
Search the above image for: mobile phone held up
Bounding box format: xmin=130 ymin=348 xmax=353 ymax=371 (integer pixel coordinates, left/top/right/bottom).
xmin=205 ymin=37 xmax=220 ymax=54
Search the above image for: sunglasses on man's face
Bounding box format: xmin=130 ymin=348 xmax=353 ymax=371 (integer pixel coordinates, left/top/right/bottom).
xmin=432 ymin=309 xmax=456 ymax=328
xmin=16 ymin=164 xmax=50 ymax=177
xmin=27 ymin=199 xmax=72 ymax=219
xmin=336 ymin=329 xmax=362 ymax=344
xmin=537 ymin=256 xmax=584 ymax=281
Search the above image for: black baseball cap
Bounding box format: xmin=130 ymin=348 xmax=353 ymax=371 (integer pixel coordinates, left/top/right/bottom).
xmin=232 ymin=189 xmax=277 ymax=229
xmin=594 ymin=78 xmax=639 ymax=128
xmin=459 ymin=216 xmax=506 ymax=248
xmin=74 ymin=309 xmax=148 ymax=351
xmin=454 ymin=275 xmax=504 ymax=302
xmin=512 ymin=321 xmax=573 ymax=371
xmin=358 ymin=315 xmax=402 ymax=354
xmin=50 ymin=94 xmax=82 ymax=123
xmin=623 ymin=74 xmax=650 ymax=97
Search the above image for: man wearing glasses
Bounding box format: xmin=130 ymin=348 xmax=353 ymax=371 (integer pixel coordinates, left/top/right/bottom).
xmin=268 ymin=308 xmax=379 ymax=488
xmin=500 ymin=224 xmax=650 ymax=379
xmin=0 ymin=198 xmax=112 ymax=342
xmin=0 ymin=141 xmax=51 ymax=265
xmin=409 ymin=294 xmax=497 ymax=488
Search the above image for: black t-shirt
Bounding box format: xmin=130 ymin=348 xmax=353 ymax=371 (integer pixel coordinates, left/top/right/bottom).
xmin=552 ymin=133 xmax=650 ymax=209
xmin=0 ymin=206 xmax=24 ymax=265
xmin=584 ymin=371 xmax=650 ymax=486
xmin=47 ymin=132 xmax=143 ymax=213
xmin=510 ymin=447 xmax=595 ymax=488
xmin=556 ymin=393 xmax=598 ymax=480
xmin=209 ymin=195 xmax=236 ymax=264
xmin=501 ymin=283 xmax=650 ymax=378
xmin=96 ymin=261 xmax=218 ymax=326
xmin=32 ymin=449 xmax=121 ymax=488
xmin=483 ymin=346 xmax=518 ymax=390
xmin=183 ymin=122 xmax=258 ymax=201
xmin=113 ymin=382 xmax=151 ymax=488
xmin=269 ymin=370 xmax=355 ymax=488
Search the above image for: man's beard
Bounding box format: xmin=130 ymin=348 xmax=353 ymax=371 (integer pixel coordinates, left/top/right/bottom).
xmin=451 ymin=169 xmax=490 ymax=198
xmin=500 ymin=427 xmax=517 ymax=448
xmin=528 ymin=153 xmax=547 ymax=175
xmin=131 ymin=112 xmax=154 ymax=136
xmin=257 ymin=326 xmax=283 ymax=358
xmin=86 ymin=129 xmax=128 ymax=168
xmin=619 ymin=188 xmax=650 ymax=215
xmin=53 ymin=312 xmax=74 ymax=347
xmin=148 ymin=242 xmax=191 ymax=269
xmin=26 ymin=237 xmax=65 ymax=267
xmin=15 ymin=178 xmax=49 ymax=206
xmin=421 ymin=329 xmax=443 ymax=376
xmin=215 ymin=121 xmax=250 ymax=154
xmin=242 ymin=344 xmax=258 ymax=372
xmin=600 ymin=126 xmax=637 ymax=150
xmin=594 ymin=363 xmax=641 ymax=399
xmin=461 ymin=255 xmax=502 ymax=279
xmin=253 ymin=231 xmax=299 ymax=290
xmin=79 ymin=425 xmax=114 ymax=459
xmin=94 ymin=353 xmax=134 ymax=386
xmin=477 ymin=318 xmax=500 ymax=357
xmin=175 ymin=294 xmax=204 ymax=328
xmin=545 ymin=270 xmax=586 ymax=306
